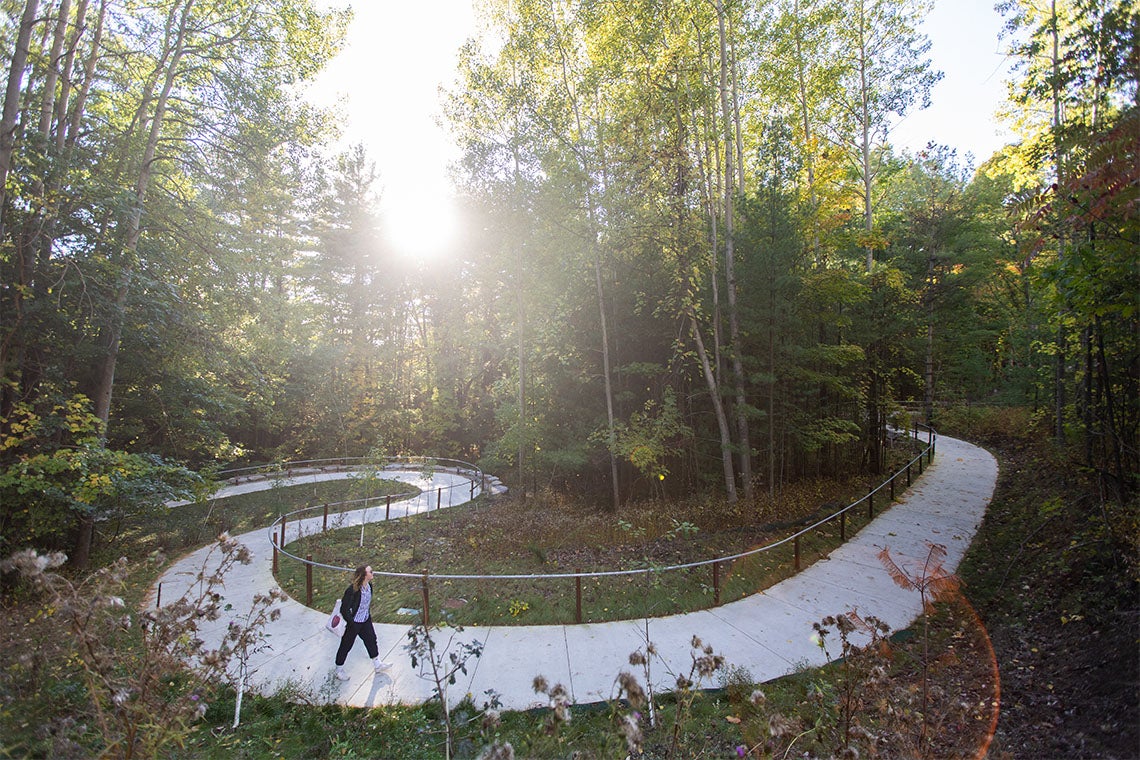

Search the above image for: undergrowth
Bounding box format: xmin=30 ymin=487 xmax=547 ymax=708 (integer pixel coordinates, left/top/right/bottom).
xmin=8 ymin=410 xmax=1132 ymax=758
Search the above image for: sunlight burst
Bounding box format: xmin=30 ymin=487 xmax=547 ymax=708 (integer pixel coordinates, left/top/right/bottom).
xmin=382 ymin=191 xmax=458 ymax=264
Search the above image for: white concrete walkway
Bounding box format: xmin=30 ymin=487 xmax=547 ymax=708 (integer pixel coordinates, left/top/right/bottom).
xmin=150 ymin=435 xmax=997 ymax=712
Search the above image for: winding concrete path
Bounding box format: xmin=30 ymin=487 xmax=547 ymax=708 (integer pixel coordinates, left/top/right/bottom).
xmin=151 ymin=435 xmax=997 ymax=711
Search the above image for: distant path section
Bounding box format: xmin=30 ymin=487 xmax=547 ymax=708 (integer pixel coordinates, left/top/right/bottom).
xmin=150 ymin=435 xmax=997 ymax=711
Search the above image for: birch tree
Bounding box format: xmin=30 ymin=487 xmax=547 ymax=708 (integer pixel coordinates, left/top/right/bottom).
xmin=831 ymin=0 xmax=940 ymax=272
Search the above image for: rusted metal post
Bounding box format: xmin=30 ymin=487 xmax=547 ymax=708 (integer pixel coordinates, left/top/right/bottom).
xmin=470 ymin=479 xmax=475 ymax=498
xmin=575 ymin=570 xmax=583 ymax=623
xmin=306 ymin=555 xmax=313 ymax=605
xmin=919 ymin=456 xmax=924 ymax=475
xmin=437 ymin=487 xmax=442 ymax=510
xmin=385 ymin=494 xmax=391 ymax=521
xmin=713 ymin=561 xmax=721 ymax=606
xmin=794 ymin=535 xmax=801 ymax=572
xmin=840 ymin=510 xmax=846 ymax=542
xmin=421 ymin=573 xmax=430 ymax=628
xmin=280 ymin=513 xmax=287 ymax=546
xmin=155 ymin=583 xmax=162 ymax=609
xmin=322 ymin=503 xmax=328 ymax=532
xmin=272 ymin=530 xmax=279 ymax=574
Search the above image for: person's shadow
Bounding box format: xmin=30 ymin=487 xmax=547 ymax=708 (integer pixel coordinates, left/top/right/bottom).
xmin=360 ymin=667 xmax=395 ymax=707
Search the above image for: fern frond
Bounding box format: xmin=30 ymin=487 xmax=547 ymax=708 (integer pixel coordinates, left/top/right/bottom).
xmin=877 ymin=546 xmax=917 ymax=591
xmin=927 ymin=573 xmax=961 ymax=605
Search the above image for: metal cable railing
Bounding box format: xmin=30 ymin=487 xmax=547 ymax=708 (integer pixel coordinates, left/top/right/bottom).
xmin=268 ymin=428 xmax=937 ymax=624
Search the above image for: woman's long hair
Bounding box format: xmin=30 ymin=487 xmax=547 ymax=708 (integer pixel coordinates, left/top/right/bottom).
xmin=352 ymin=564 xmax=369 ymax=591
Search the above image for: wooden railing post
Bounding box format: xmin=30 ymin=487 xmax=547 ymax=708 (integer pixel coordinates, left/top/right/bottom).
xmin=155 ymin=583 xmax=162 ymax=609
xmin=840 ymin=510 xmax=846 ymax=542
xmin=421 ymin=573 xmax=430 ymax=628
xmin=272 ymin=530 xmax=279 ymax=574
xmin=322 ymin=503 xmax=328 ymax=532
xmin=575 ymin=569 xmax=582 ymax=624
xmin=306 ymin=555 xmax=313 ymax=605
xmin=890 ymin=473 xmax=895 ymax=501
xmin=385 ymin=494 xmax=391 ymax=520
xmin=280 ymin=513 xmax=287 ymax=546
xmin=436 ymin=487 xmax=442 ymax=510
xmin=794 ymin=535 xmax=801 ymax=572
xmin=907 ymin=463 xmax=912 ymax=487
xmin=713 ymin=561 xmax=721 ymax=606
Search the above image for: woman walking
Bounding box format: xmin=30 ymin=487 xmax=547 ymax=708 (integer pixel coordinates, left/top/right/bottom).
xmin=334 ymin=564 xmax=392 ymax=681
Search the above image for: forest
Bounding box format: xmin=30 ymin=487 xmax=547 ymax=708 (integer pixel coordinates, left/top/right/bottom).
xmin=0 ymin=0 xmax=1136 ymax=570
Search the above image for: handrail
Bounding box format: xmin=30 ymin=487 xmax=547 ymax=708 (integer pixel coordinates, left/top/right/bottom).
xmin=217 ymin=456 xmax=482 ymax=482
xmin=268 ymin=428 xmax=936 ymax=586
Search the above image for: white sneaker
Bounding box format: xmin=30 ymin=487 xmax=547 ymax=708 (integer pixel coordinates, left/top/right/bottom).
xmin=335 ymin=667 xmax=350 ymax=681
xmin=372 ymin=658 xmax=392 ymax=672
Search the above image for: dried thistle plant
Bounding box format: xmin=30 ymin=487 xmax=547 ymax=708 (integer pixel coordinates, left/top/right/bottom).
xmin=2 ymin=535 xmax=279 ymax=759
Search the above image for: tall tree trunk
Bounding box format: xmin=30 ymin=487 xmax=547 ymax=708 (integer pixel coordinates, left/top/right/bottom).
xmin=63 ymin=0 xmax=104 ymax=152
xmin=792 ymin=4 xmax=822 ymax=266
xmin=72 ymin=513 xmax=95 ymax=569
xmin=550 ymin=9 xmax=621 ymax=510
xmin=716 ymin=0 xmax=752 ymax=501
xmin=689 ymin=310 xmax=737 ymax=503
xmin=687 ymin=27 xmax=723 ymax=381
xmin=593 ymin=256 xmax=621 ymax=511
xmin=509 ymin=121 xmax=527 ymax=497
xmin=37 ymin=0 xmax=71 ymax=140
xmin=92 ymin=0 xmax=196 ymax=429
xmin=52 ymin=0 xmax=86 ymax=150
xmin=26 ymin=0 xmax=74 ymax=305
xmin=924 ymin=252 xmax=936 ymax=425
xmin=855 ymin=0 xmax=875 ymax=273
xmin=0 ymin=0 xmax=41 ymax=234
xmin=1093 ymin=315 xmax=1130 ymax=499
xmin=768 ymin=306 xmax=776 ymax=498
xmin=0 ymin=0 xmax=43 ymax=422
xmin=1049 ymin=0 xmax=1067 ymax=442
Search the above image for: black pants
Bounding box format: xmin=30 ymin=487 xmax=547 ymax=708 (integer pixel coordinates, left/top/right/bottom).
xmin=335 ymin=618 xmax=379 ymax=666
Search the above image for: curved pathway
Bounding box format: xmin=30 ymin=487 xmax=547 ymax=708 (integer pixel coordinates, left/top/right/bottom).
xmin=151 ymin=435 xmax=997 ymax=711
